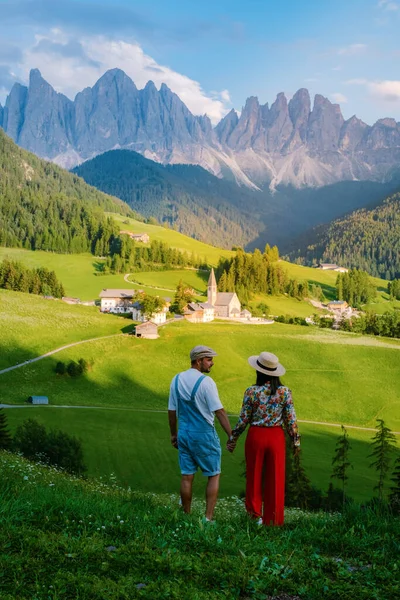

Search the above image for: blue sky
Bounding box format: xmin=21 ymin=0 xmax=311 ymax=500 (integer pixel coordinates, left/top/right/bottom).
xmin=0 ymin=0 xmax=399 ymax=124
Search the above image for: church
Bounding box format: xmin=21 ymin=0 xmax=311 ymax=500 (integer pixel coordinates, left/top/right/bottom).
xmin=207 ymin=268 xmax=241 ymax=317
xmin=184 ymin=268 xmax=242 ymax=322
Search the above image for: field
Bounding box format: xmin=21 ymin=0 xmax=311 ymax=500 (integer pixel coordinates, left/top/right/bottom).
xmin=2 ymin=293 xmax=400 ymax=502
xmin=128 ymin=269 xmax=209 ymax=297
xmin=0 ymin=290 xmax=130 ymax=370
xmin=108 ymin=213 xmax=234 ymax=265
xmin=4 ymin=408 xmax=380 ymax=503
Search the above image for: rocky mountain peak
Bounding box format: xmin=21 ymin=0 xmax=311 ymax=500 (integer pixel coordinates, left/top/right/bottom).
xmin=308 ymin=93 xmax=344 ymax=152
xmin=2 ymin=68 xmax=400 ymax=190
xmin=376 ymin=118 xmax=397 ymax=128
xmin=214 ymin=108 xmax=239 ymax=144
xmin=143 ymin=80 xmax=158 ymax=94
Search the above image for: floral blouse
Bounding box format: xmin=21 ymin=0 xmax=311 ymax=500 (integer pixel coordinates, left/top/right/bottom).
xmin=231 ymin=384 xmax=300 ymax=447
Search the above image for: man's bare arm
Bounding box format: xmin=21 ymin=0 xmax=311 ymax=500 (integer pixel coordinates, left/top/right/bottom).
xmin=214 ymin=408 xmax=232 ymax=439
xmin=168 ymin=410 xmax=178 ymax=449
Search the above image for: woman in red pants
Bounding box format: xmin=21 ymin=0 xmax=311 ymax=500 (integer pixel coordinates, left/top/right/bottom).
xmin=227 ymin=351 xmax=300 ymax=526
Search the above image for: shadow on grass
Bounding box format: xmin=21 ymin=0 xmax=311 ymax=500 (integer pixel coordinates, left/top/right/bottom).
xmin=2 ymin=341 xmax=398 ymax=502
xmin=306 ymin=278 xmax=337 ymax=301
xmin=92 ymin=260 xmax=106 ymax=273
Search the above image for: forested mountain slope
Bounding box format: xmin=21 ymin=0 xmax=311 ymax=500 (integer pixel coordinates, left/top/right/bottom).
xmin=287 ymin=192 xmax=400 ymax=279
xmin=0 ymin=129 xmax=136 ymax=253
xmin=73 ymin=149 xmax=264 ymax=249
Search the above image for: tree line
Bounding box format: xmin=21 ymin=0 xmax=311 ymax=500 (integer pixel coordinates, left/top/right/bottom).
xmin=0 ymin=258 xmax=65 ymax=298
xmin=100 ymin=237 xmax=207 ymax=274
xmin=0 ymin=128 xmax=137 ymax=256
xmin=285 ymin=420 xmax=400 ymax=514
xmin=288 ymin=193 xmax=400 ymax=280
xmin=336 ymin=269 xmax=376 ymax=307
xmin=215 ymin=245 xmax=312 ymax=305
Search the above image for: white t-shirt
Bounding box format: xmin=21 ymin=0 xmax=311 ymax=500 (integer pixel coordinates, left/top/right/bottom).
xmin=168 ymin=368 xmax=223 ymax=427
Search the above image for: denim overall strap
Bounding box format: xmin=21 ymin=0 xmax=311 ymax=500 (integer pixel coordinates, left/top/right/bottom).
xmin=190 ymin=375 xmax=206 ymax=402
xmin=175 ymin=374 xmax=212 ymax=432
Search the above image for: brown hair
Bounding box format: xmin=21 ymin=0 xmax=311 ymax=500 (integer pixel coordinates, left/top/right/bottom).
xmin=255 ymin=370 xmax=282 ymax=396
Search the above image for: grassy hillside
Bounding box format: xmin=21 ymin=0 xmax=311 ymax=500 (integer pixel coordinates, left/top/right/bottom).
xmin=0 ymin=289 xmax=129 ymax=370
xmin=2 ymin=452 xmax=399 ymax=600
xmin=2 ymin=295 xmax=400 ymax=502
xmin=2 ymin=319 xmax=399 ymax=429
xmin=4 ymin=409 xmax=384 ymax=503
xmin=109 ymin=213 xmax=234 ymax=265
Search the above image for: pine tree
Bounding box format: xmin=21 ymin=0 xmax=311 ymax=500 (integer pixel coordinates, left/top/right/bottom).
xmin=368 ymin=419 xmax=397 ymax=501
xmin=331 ymin=425 xmax=352 ymax=506
xmin=0 ymin=408 xmax=12 ymax=450
xmin=286 ymin=449 xmax=313 ymax=509
xmin=389 ymin=454 xmax=400 ymax=514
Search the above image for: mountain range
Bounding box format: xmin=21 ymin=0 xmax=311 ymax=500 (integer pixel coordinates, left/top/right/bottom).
xmin=1 ymin=68 xmax=400 ymax=190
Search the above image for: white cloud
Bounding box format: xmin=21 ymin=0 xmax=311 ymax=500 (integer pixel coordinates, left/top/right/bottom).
xmin=378 ymin=0 xmax=399 ymax=11
xmin=338 ymin=43 xmax=367 ymax=56
xmin=368 ymin=80 xmax=400 ymax=101
xmin=332 ymin=66 xmax=342 ymax=71
xmin=20 ymin=30 xmax=231 ymax=124
xmin=346 ymin=77 xmax=400 ymax=102
xmin=331 ymin=93 xmax=348 ymax=104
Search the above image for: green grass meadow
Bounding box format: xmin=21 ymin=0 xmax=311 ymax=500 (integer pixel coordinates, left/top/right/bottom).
xmin=109 ymin=213 xmax=234 ymax=265
xmin=2 ymin=451 xmax=398 ymax=599
xmin=4 ymin=408 xmax=381 ymax=503
xmin=0 ymin=290 xmax=132 ymax=370
xmin=2 ymin=304 xmax=400 ymax=502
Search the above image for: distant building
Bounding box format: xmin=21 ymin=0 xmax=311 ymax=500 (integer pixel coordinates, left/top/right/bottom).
xmin=131 ymin=301 xmax=168 ymax=324
xmin=317 ymin=263 xmax=348 ymax=273
xmin=134 ymin=321 xmax=159 ymax=339
xmin=28 ymin=396 xmax=49 ymax=404
xmin=120 ymin=230 xmax=150 ymax=243
xmin=99 ymin=289 xmax=136 ymax=313
xmin=184 ymin=302 xmax=215 ymax=323
xmin=327 ymin=300 xmax=348 ymax=314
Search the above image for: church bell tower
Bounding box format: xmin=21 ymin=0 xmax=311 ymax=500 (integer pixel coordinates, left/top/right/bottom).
xmin=207 ymin=268 xmax=217 ymax=306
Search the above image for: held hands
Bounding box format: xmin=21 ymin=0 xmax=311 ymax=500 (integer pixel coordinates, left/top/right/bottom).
xmin=226 ymin=437 xmax=236 ymax=453
xmin=171 ymin=435 xmax=178 ymax=449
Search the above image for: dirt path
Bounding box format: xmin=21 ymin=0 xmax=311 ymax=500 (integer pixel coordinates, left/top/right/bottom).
xmin=0 ymin=404 xmax=399 ymax=435
xmin=123 ymin=273 xmax=175 ymax=292
xmin=0 ymin=334 xmax=123 ymax=376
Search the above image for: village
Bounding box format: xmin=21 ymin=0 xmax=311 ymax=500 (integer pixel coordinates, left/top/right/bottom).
xmin=97 ymin=262 xmax=357 ymax=338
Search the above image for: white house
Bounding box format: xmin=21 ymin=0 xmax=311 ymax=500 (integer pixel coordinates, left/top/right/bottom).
xmin=316 ymin=263 xmax=348 ymax=273
xmin=120 ymin=230 xmax=150 ymax=243
xmin=184 ymin=302 xmax=215 ymax=323
xmin=99 ymin=289 xmax=136 ymax=313
xmin=131 ymin=301 xmax=167 ymax=324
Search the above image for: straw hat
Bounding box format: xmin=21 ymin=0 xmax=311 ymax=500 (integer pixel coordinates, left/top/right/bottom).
xmin=248 ymin=351 xmax=286 ymax=377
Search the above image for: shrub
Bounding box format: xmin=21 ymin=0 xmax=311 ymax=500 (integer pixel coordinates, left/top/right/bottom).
xmin=55 ymin=361 xmax=66 ymax=375
xmin=13 ymin=418 xmax=87 ymax=475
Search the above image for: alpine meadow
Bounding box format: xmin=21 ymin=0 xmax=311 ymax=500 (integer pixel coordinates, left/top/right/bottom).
xmin=1 ymin=2 xmax=400 ymax=598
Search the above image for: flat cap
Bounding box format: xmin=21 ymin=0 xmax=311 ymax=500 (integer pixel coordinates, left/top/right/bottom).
xmin=190 ymin=345 xmax=217 ymax=361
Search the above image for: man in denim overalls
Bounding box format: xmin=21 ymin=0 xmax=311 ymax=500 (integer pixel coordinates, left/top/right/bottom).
xmin=168 ymin=345 xmax=232 ymax=521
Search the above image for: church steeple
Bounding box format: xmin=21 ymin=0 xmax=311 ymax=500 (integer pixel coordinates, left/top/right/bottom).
xmin=207 ymin=268 xmax=217 ymax=306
